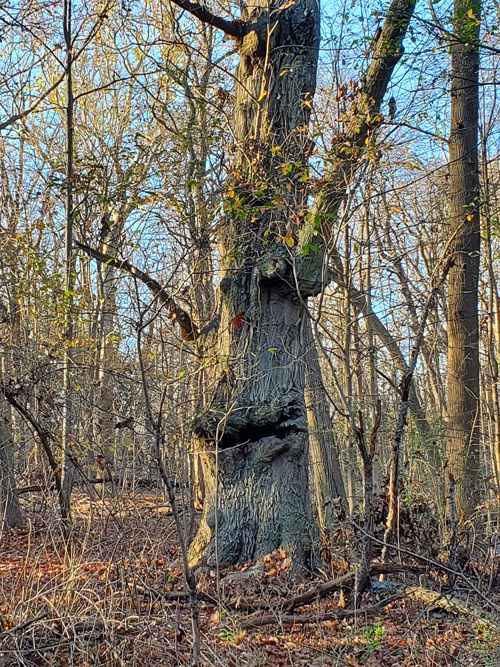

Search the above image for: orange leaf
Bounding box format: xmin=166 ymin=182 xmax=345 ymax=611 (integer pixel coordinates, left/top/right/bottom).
xmin=233 ymin=631 xmax=247 ymax=645
xmin=209 ymin=610 xmax=221 ymax=624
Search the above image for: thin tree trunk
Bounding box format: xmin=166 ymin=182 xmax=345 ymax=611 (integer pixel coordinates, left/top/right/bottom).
xmin=342 ymin=224 xmax=357 ymax=514
xmin=305 ymin=322 xmax=348 ymax=527
xmin=381 ymin=260 xmax=453 ymax=564
xmin=326 ymin=241 xmax=433 ymax=442
xmin=60 ymin=0 xmax=75 ymax=522
xmin=481 ymin=140 xmax=500 ymax=498
xmin=361 ymin=197 xmax=381 ymax=493
xmin=95 ymin=209 xmax=125 ymax=494
xmin=0 ymin=395 xmax=22 ymax=529
xmin=446 ymin=0 xmax=481 ymax=521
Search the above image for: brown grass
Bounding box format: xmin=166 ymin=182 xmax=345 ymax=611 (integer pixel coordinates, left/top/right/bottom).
xmin=1 ymin=492 xmax=499 ymax=667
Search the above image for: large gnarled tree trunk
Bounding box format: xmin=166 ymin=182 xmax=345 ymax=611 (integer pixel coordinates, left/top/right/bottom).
xmin=80 ymin=0 xmax=416 ymax=569
xmin=188 ymin=0 xmax=320 ymax=568
xmin=186 ymin=0 xmax=416 ymax=568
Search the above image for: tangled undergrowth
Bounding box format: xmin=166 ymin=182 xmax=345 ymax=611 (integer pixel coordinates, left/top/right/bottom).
xmin=1 ymin=492 xmax=499 ymax=666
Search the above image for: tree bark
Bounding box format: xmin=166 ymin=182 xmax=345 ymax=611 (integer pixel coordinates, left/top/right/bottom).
xmin=188 ymin=0 xmax=321 ymax=569
xmin=186 ymin=0 xmax=415 ymax=570
xmin=0 ymin=396 xmax=22 ymax=529
xmin=190 ymin=295 xmax=316 ymax=568
xmin=446 ymin=0 xmax=481 ymax=521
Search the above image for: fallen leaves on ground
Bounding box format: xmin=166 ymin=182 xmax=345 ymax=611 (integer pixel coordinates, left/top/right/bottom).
xmin=0 ymin=492 xmax=499 ymax=667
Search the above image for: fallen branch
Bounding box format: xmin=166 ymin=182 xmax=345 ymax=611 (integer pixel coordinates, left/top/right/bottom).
xmin=0 ymin=612 xmax=48 ymax=638
xmin=151 ymin=562 xmax=425 ymax=617
xmin=240 ymin=593 xmax=404 ymax=629
xmin=15 ymin=485 xmax=46 ymax=495
xmin=406 ymin=586 xmax=500 ymax=631
xmin=281 ymin=563 xmax=426 ymax=612
xmin=136 ymin=585 xmax=262 ymax=612
xmin=15 ymin=478 xmax=119 ymax=495
xmin=351 ymin=520 xmax=500 ymax=615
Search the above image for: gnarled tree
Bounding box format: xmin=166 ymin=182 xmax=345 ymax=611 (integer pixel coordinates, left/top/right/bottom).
xmin=172 ymin=0 xmax=417 ymax=568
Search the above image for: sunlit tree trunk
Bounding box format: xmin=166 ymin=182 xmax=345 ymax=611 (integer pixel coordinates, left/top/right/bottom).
xmin=446 ymin=0 xmax=481 ymax=521
xmin=305 ymin=323 xmax=348 ymax=528
xmin=481 ymin=139 xmax=500 ymax=500
xmin=60 ymin=0 xmax=75 ymax=521
xmin=342 ymin=224 xmax=357 ymax=514
xmin=94 ymin=207 xmax=125 ymax=493
xmin=188 ymin=0 xmax=321 ymax=569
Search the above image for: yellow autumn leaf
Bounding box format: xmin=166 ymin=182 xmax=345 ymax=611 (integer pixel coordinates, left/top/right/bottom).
xmin=257 ymin=90 xmax=268 ymax=102
xmin=227 ymin=189 xmax=235 ymax=198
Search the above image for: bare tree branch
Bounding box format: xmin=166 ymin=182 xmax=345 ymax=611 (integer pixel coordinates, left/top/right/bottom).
xmin=2 ymin=386 xmax=62 ymax=495
xmin=241 ymin=593 xmax=404 ymax=629
xmin=76 ymin=241 xmax=198 ymax=341
xmin=297 ymin=0 xmax=417 ymax=289
xmin=168 ymin=0 xmax=246 ymax=37
xmin=0 ymin=74 xmax=65 ymax=131
xmin=0 ymin=0 xmax=114 ymax=132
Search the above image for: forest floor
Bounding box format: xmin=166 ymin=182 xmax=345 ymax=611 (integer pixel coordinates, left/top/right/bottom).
xmin=1 ymin=492 xmax=500 ymax=667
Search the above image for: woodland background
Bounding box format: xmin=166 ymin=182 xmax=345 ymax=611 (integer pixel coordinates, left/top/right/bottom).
xmin=1 ymin=0 xmax=500 ymax=664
